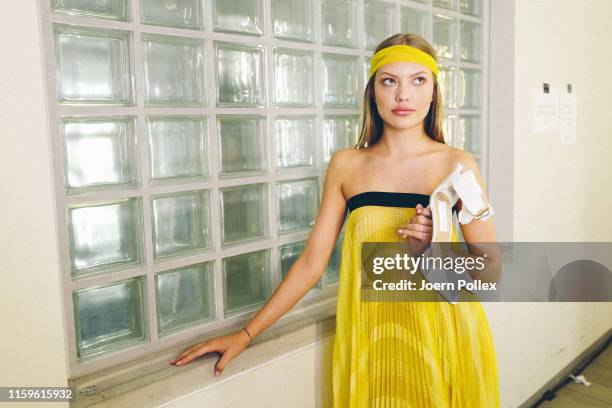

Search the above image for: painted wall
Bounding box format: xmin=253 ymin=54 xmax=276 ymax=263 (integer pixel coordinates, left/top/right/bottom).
xmin=0 ymin=2 xmax=70 ymax=408
xmin=494 ymin=0 xmax=612 ymax=406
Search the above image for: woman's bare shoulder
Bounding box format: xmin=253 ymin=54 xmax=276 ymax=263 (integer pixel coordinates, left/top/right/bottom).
xmin=328 ymin=147 xmax=366 ymax=170
xmin=448 ymin=146 xmax=480 ymax=172
xmin=427 ymin=143 xmax=478 ymax=172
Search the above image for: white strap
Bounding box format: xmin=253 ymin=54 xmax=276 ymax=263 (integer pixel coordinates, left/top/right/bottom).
xmin=450 ymin=166 xmax=495 ymax=224
xmin=421 ymin=246 xmax=461 ymax=304
xmin=421 ymin=246 xmax=478 ymax=304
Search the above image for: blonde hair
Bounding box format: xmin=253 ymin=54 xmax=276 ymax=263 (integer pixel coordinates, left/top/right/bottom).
xmin=354 ymin=34 xmax=446 ymax=149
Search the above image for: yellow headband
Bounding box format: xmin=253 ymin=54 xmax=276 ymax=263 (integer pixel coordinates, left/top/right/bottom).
xmin=369 ymin=44 xmax=439 ymax=80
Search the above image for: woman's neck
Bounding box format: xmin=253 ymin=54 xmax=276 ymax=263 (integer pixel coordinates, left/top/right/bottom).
xmin=373 ymin=125 xmax=436 ymax=158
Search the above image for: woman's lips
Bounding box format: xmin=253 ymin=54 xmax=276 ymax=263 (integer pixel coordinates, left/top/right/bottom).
xmin=392 ymin=109 xmax=415 ymax=116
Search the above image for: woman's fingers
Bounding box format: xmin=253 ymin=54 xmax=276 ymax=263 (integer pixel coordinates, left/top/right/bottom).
xmin=169 ymin=344 xmax=200 ymax=364
xmin=173 ymin=341 xmax=220 ymax=366
xmin=214 ymin=347 xmax=238 ymax=376
xmin=403 ymin=229 xmax=432 ymax=242
xmin=414 ymin=215 xmax=432 ymax=225
xmin=417 ymin=205 xmax=432 ymax=218
xmin=398 ymin=216 xmax=431 ymax=232
xmin=399 ymin=223 xmax=432 ymax=234
xmin=398 ymin=224 xmax=432 ymax=242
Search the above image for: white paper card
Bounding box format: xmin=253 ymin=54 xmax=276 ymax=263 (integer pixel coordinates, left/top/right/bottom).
xmin=532 ymin=88 xmax=559 ymax=133
xmin=559 ymin=91 xmax=577 ymax=145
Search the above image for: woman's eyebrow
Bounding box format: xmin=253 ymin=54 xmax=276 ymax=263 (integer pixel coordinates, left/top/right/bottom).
xmin=379 ymin=71 xmax=427 ymax=77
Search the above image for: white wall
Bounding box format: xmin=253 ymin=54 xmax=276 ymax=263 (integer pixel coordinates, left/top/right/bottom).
xmin=513 ymin=0 xmax=612 ymax=242
xmin=1 ymin=1 xmax=611 ymax=408
xmin=0 ymin=1 xmax=70 ymax=407
xmin=488 ymin=0 xmax=612 ymax=407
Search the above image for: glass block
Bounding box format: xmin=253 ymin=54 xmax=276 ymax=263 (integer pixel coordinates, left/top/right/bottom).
xmin=363 ymin=58 xmax=371 ymax=88
xmin=73 ymin=276 xmax=147 ymax=359
xmin=223 ymin=249 xmax=271 ymax=315
xmin=140 ymin=0 xmax=203 ymax=30
xmin=277 ymin=178 xmax=319 ymax=234
xmin=53 ymin=24 xmax=134 ymax=105
xmin=275 ymin=116 xmax=316 ymax=169
xmin=458 ymin=115 xmax=480 ymax=154
xmin=438 ymin=65 xmax=456 ymax=109
xmin=273 ymin=48 xmax=314 ymax=107
xmin=433 ymin=0 xmax=457 ymax=10
xmin=155 ymin=261 xmax=214 ymax=335
xmin=215 ymin=42 xmax=265 ymax=106
xmin=322 ymin=115 xmax=359 ymax=163
xmin=458 ymin=68 xmax=481 ymax=108
xmin=147 ymin=116 xmax=209 ymax=183
xmin=460 ymin=20 xmax=482 ymax=63
xmin=52 ymin=0 xmax=129 ymax=21
xmin=220 ymin=184 xmax=268 ymax=246
xmin=142 ymin=34 xmax=204 ymax=106
xmin=326 ymin=230 xmax=344 ymax=284
xmin=151 ymin=190 xmax=211 ymax=260
xmin=432 ymin=14 xmax=457 ymax=60
xmin=68 ymin=197 xmax=143 ymax=277
xmin=401 ymin=7 xmax=429 ymax=39
xmin=442 ymin=114 xmax=457 ymax=146
xmin=213 ymin=0 xmax=263 ymax=36
xmin=460 ymin=0 xmax=481 ymax=16
xmin=272 ymin=0 xmax=314 ymax=43
xmin=322 ymin=53 xmax=360 ymax=107
xmin=61 ymin=116 xmax=138 ymax=194
xmin=217 ymin=115 xmax=266 ymax=177
xmin=321 ymin=0 xmax=357 ymax=48
xmin=279 ymin=241 xmax=322 ymax=289
xmin=364 ymin=0 xmax=395 ymax=51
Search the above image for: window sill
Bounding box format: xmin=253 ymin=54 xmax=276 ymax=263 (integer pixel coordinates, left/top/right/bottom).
xmin=69 ymin=296 xmax=337 ymax=407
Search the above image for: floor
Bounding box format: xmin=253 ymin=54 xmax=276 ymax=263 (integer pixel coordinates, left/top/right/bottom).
xmin=537 ymin=345 xmax=612 ymax=407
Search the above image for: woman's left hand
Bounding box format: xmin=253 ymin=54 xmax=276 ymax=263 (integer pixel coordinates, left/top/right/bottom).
xmin=398 ymin=203 xmax=432 ymax=255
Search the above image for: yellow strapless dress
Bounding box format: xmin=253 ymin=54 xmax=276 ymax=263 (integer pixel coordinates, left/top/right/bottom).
xmin=332 ymin=192 xmax=500 ymax=408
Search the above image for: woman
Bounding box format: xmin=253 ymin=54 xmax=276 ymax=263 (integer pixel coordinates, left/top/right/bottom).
xmin=170 ymin=33 xmax=500 ymax=407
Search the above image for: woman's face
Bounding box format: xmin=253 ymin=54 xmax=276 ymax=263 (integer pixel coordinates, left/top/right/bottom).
xmin=373 ymin=61 xmax=435 ymax=130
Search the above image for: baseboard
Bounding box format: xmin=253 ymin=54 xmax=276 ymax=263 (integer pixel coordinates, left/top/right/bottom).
xmin=519 ymin=327 xmax=612 ymax=408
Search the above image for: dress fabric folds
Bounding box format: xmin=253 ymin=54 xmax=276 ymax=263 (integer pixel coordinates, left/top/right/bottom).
xmin=332 ymin=192 xmax=500 ymax=408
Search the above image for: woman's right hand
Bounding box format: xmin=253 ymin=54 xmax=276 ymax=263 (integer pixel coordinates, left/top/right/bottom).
xmin=169 ymin=329 xmax=252 ymax=377
xmin=397 ymin=203 xmax=433 ymax=255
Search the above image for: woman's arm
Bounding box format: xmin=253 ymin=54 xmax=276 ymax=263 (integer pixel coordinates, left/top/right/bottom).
xmin=454 ymin=151 xmax=501 ymax=283
xmin=170 ymin=150 xmax=351 ymax=372
xmin=454 ymin=151 xmax=496 ymax=242
xmin=244 ymin=149 xmax=350 ymax=338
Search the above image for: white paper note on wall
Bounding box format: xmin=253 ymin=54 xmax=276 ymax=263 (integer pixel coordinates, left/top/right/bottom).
xmin=532 ymin=87 xmax=559 ymax=133
xmin=559 ymin=90 xmax=577 ymax=145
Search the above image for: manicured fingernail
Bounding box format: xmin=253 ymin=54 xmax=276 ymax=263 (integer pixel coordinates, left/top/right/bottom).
xmin=214 ymin=370 xmax=221 ymax=377
xmin=175 ymin=360 xmax=182 ymax=365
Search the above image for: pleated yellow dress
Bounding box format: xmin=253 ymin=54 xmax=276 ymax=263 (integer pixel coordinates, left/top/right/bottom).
xmin=332 ymin=192 xmax=500 ymax=408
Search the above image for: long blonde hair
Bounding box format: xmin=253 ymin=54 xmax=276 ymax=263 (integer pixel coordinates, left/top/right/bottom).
xmin=355 ymin=33 xmax=446 ymax=148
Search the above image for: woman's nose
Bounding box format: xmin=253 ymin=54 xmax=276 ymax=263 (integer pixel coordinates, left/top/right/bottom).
xmin=396 ymin=85 xmax=412 ymax=102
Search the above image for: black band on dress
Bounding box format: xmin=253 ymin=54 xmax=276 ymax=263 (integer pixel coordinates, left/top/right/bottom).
xmin=346 ymin=191 xmax=459 ymax=214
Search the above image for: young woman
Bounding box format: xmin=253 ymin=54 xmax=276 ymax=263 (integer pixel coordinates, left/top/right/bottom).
xmin=170 ymin=33 xmax=500 ymax=407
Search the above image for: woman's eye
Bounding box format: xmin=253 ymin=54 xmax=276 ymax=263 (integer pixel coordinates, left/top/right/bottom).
xmin=415 ymin=76 xmax=426 ymax=85
xmin=382 ymin=78 xmax=395 ymax=86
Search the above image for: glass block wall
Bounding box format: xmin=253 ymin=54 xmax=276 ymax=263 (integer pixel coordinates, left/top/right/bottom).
xmin=42 ymin=0 xmax=487 ymax=375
